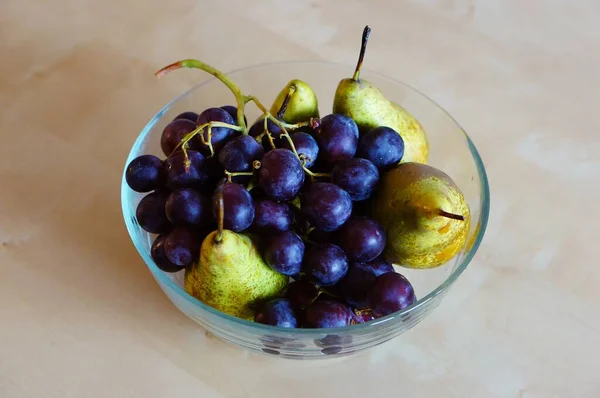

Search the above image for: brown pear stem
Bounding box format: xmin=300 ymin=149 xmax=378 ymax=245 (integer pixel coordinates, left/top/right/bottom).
xmin=214 ymin=184 xmax=225 ymax=244
xmin=352 ymin=25 xmax=371 ymax=81
xmin=276 ymin=84 xmax=296 ymax=119
xmin=437 ymin=209 xmax=465 ymax=221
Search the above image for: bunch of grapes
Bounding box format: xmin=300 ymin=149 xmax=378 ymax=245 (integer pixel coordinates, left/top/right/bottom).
xmin=126 ymin=64 xmax=416 ymax=330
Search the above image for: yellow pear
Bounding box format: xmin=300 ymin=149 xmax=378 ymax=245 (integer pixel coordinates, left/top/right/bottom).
xmin=370 ymin=162 xmax=471 ymax=269
xmin=332 ymin=26 xmax=429 ymax=164
xmin=269 ymin=79 xmax=320 ymax=124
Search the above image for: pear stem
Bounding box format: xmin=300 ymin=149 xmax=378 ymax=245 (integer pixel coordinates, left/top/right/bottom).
xmin=276 ymin=84 xmax=296 ymax=119
xmin=214 ymin=184 xmax=225 ymax=244
xmin=352 ymin=25 xmax=371 ymax=81
xmin=155 ymin=59 xmax=248 ymax=133
xmin=437 ymin=209 xmax=465 ymax=221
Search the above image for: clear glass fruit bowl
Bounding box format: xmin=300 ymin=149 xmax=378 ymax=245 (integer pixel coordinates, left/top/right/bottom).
xmin=121 ymin=60 xmax=490 ymax=359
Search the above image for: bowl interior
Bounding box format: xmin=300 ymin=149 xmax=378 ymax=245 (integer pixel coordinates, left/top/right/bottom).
xmin=121 ymin=60 xmax=489 ymax=343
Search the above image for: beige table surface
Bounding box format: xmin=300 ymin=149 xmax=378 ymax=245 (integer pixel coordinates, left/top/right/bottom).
xmin=1 ymin=0 xmax=599 ymax=397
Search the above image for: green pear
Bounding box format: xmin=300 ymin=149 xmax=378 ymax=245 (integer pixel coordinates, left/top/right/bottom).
xmin=185 ymin=230 xmax=288 ymax=320
xmin=269 ymin=79 xmax=320 ymax=124
xmin=332 ymin=26 xmax=429 ymax=164
xmin=370 ymin=162 xmax=470 ymax=269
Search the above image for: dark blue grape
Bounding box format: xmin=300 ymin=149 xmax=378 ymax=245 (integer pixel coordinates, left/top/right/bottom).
xmin=135 ymin=191 xmax=171 ymax=234
xmin=368 ymin=272 xmax=416 ymax=317
xmin=173 ymin=111 xmax=199 ymax=123
xmin=163 ymin=227 xmax=200 ymax=266
xmin=195 ymin=107 xmax=237 ymax=155
xmin=151 ymin=234 xmax=184 ymax=273
xmin=301 ymin=182 xmax=352 ymax=232
xmin=213 ymin=183 xmax=254 ymax=232
xmin=337 ymin=261 xmax=390 ymax=309
xmin=125 ymin=154 xmax=166 ymax=193
xmin=304 ymin=299 xmax=353 ymax=328
xmin=368 ymin=256 xmax=395 ymax=276
xmin=282 ymin=132 xmax=319 ymax=168
xmin=165 ymin=188 xmax=212 ymax=227
xmin=160 ymin=119 xmax=198 ymax=157
xmin=331 ymin=158 xmax=379 ymax=201
xmin=251 ymin=198 xmax=294 ymax=233
xmin=217 ymin=135 xmax=264 ymax=172
xmin=338 ymin=217 xmax=386 ymax=262
xmin=249 ymin=117 xmax=285 ymax=151
xmin=254 ymin=298 xmax=298 ymax=328
xmin=301 ymin=243 xmax=349 ymax=286
xmin=258 ymin=149 xmax=305 ymax=201
xmin=357 ymin=126 xmax=404 ymax=170
xmin=165 ymin=150 xmax=211 ymax=191
xmin=286 ymin=280 xmax=320 ymax=310
xmin=220 ymin=105 xmax=247 ymax=127
xmin=314 ymin=114 xmax=359 ymax=163
xmin=263 ymin=231 xmax=305 ymax=276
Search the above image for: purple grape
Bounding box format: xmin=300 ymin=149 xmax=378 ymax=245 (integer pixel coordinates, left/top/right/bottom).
xmin=165 ymin=188 xmax=212 ymax=227
xmin=301 ymin=182 xmax=352 ymax=232
xmin=304 ymin=299 xmax=353 ymax=328
xmin=249 ymin=117 xmax=285 ymax=151
xmin=258 ymin=149 xmax=305 ymax=201
xmin=302 ymin=243 xmax=349 ymax=286
xmin=213 ymin=183 xmax=254 ymax=232
xmin=331 ymin=158 xmax=379 ymax=201
xmin=338 ymin=217 xmax=386 ymax=262
xmin=220 ymin=105 xmax=247 ymax=126
xmin=165 ymin=150 xmax=210 ymax=191
xmin=125 ymin=154 xmax=166 ymax=193
xmin=150 ymin=234 xmax=184 ymax=273
xmin=352 ymin=309 xmax=376 ymax=324
xmin=251 ymin=198 xmax=294 ymax=233
xmin=357 ymin=126 xmax=404 ymax=170
xmin=217 ymin=135 xmax=265 ymax=172
xmin=337 ymin=261 xmax=390 ymax=309
xmin=173 ymin=111 xmax=199 ymax=123
xmin=281 ymin=132 xmax=319 ymax=168
xmin=161 ymin=119 xmax=198 ymax=157
xmin=164 ymin=227 xmax=200 ymax=266
xmin=286 ymin=280 xmax=320 ymax=310
xmin=368 ymin=256 xmax=395 ymax=275
xmin=195 ymin=107 xmax=237 ymax=154
xmin=254 ymin=298 xmax=298 ymax=328
xmin=368 ymin=272 xmax=416 ymax=317
xmin=263 ymin=231 xmax=305 ymax=276
xmin=314 ymin=114 xmax=359 ymax=163
xmin=135 ymin=191 xmax=171 ymax=234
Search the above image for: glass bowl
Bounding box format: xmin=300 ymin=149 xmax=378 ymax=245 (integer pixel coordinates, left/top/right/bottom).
xmin=121 ymin=61 xmax=490 ymax=359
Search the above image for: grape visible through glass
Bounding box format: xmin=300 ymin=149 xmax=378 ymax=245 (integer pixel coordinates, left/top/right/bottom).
xmin=163 ymin=227 xmax=200 ymax=266
xmin=254 ymin=298 xmax=298 ymax=328
xmin=125 ymin=154 xmax=166 ymax=193
xmin=368 ymin=272 xmax=416 ymax=317
xmin=304 ymin=299 xmax=353 ymax=328
xmin=135 ymin=190 xmax=172 ymax=234
xmin=151 ymin=234 xmax=185 ymax=273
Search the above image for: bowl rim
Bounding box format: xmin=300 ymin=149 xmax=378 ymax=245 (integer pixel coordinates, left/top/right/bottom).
xmin=121 ymin=59 xmax=491 ymax=335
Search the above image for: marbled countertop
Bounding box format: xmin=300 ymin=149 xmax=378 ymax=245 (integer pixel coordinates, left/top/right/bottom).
xmin=1 ymin=1 xmax=598 ymax=397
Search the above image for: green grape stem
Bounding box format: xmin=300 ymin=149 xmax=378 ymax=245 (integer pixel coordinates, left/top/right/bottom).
xmin=155 ymin=59 xmax=249 ymax=133
xmin=224 ymin=170 xmax=254 ymax=183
